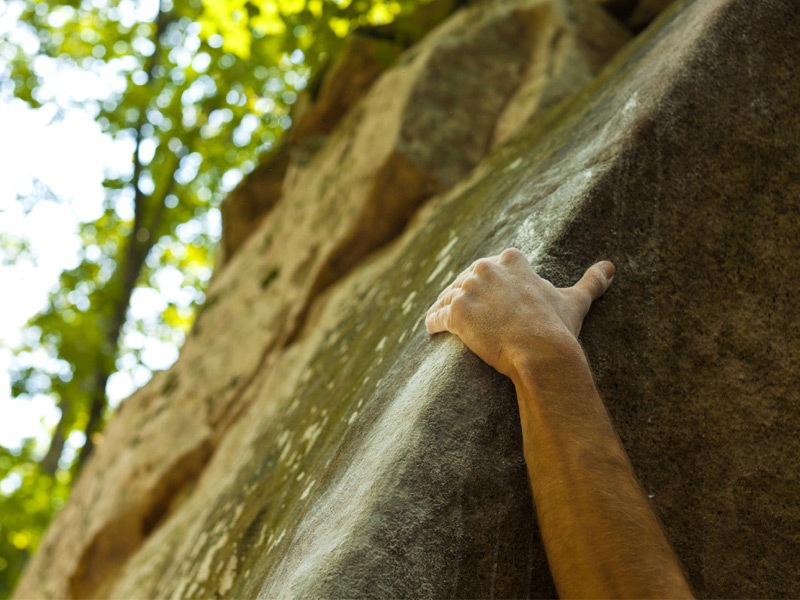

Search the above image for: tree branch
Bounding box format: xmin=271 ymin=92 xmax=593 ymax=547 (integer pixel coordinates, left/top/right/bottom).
xmin=74 ymin=0 xmax=175 ymax=471
xmin=77 ymin=157 xmax=186 ymax=472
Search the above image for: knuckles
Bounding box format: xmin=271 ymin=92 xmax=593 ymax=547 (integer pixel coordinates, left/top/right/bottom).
xmin=450 ymin=294 xmax=464 ymax=311
xmin=448 ymin=294 xmax=467 ymax=327
xmin=472 ymin=258 xmax=495 ymax=277
xmin=460 ymin=275 xmax=481 ymax=293
xmin=499 ymin=247 xmax=526 ymax=264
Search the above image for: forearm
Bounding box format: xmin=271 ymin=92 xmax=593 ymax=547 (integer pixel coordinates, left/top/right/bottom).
xmin=512 ymin=338 xmax=693 ymax=599
xmin=423 ymin=250 xmax=688 ymax=595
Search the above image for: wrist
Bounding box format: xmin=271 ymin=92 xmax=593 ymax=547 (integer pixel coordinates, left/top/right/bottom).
xmin=510 ymin=334 xmax=611 ymax=449
xmin=508 ymin=333 xmax=588 ymax=389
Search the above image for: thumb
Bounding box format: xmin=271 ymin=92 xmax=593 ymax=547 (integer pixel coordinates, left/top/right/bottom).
xmin=573 ymin=261 xmax=615 ymax=302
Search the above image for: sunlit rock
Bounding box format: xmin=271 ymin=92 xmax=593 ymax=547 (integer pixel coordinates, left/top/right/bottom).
xmin=219 ymin=0 xmax=460 ymax=265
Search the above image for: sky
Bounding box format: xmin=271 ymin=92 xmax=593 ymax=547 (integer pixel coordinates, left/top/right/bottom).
xmin=0 ymin=0 xmax=214 ymax=456
xmin=0 ymin=99 xmax=147 ymax=452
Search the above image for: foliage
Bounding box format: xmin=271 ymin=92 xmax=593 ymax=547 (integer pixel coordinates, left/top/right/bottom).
xmin=0 ymin=0 xmax=426 ymax=594
xmin=0 ymin=442 xmax=71 ymax=599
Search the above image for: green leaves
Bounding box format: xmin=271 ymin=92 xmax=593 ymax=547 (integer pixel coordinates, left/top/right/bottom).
xmin=0 ymin=441 xmax=71 ymax=599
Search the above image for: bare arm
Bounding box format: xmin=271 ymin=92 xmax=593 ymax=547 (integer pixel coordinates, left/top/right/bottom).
xmin=425 ymin=248 xmax=693 ymax=599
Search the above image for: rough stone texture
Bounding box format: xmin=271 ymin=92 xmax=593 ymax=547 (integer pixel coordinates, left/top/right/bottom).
xmin=220 ymin=147 xmax=290 ymax=263
xmin=15 ymin=1 xmax=630 ymax=598
xmin=590 ymin=0 xmax=675 ymax=29
xmin=220 ymin=0 xmax=461 ymax=265
xmin=627 ymin=0 xmax=675 ymax=29
xmin=287 ymin=0 xmax=462 ymax=144
xmin=285 ymin=34 xmax=402 ymax=145
xmin=220 ymin=0 xmax=627 ymax=265
xmin=17 ymin=0 xmax=800 ymax=598
xmin=220 ymin=32 xmax=402 ymax=265
xmin=491 ymin=0 xmax=630 ymax=147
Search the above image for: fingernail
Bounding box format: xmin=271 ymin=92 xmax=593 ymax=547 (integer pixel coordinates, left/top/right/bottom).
xmin=604 ymin=261 xmax=616 ymax=282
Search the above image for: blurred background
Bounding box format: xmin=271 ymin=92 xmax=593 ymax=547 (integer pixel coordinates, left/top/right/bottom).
xmin=0 ymin=0 xmax=426 ymax=594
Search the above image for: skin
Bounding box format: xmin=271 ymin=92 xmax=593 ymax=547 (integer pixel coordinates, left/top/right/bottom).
xmin=425 ymin=248 xmax=694 ymax=599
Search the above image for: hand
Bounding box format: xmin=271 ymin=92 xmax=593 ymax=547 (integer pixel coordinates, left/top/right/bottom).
xmin=425 ymin=248 xmax=615 ymax=380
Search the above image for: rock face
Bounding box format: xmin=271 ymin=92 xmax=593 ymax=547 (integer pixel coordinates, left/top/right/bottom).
xmin=16 ymin=0 xmax=800 ymax=598
xmin=590 ymin=0 xmax=676 ymax=29
xmin=219 ymin=0 xmax=626 ymax=264
xmin=627 ymin=0 xmax=675 ymax=28
xmin=219 ymin=0 xmax=464 ymax=265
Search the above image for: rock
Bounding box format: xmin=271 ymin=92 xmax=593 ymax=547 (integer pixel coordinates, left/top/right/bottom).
xmin=491 ymin=0 xmax=631 ymax=147
xmin=220 ymin=33 xmax=402 ymax=266
xmin=288 ymin=0 xmax=464 ymax=144
xmin=19 ymin=0 xmax=800 ymax=598
xmin=588 ymin=0 xmax=675 ymax=28
xmin=220 ymin=0 xmax=629 ymax=265
xmin=220 ymin=147 xmax=290 ymax=263
xmin=627 ymin=0 xmax=676 ymax=30
xmin=588 ymin=0 xmax=637 ymax=19
xmin=285 ymin=34 xmax=404 ymax=145
xmin=243 ymin=1 xmax=800 ymax=595
xmin=15 ymin=1 xmax=630 ymax=598
xmin=220 ymin=0 xmax=460 ymax=265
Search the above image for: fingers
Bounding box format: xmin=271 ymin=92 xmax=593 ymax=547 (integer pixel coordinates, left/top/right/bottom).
xmin=425 ymin=304 xmax=451 ymax=334
xmin=428 ymin=286 xmax=460 ymax=319
xmin=572 ymin=261 xmax=615 ymax=302
xmin=424 ymin=248 xmax=529 ymax=335
xmin=427 ymin=256 xmax=492 ymax=316
xmin=425 ymin=263 xmax=479 ymax=334
xmin=451 ymin=263 xmax=477 ymax=291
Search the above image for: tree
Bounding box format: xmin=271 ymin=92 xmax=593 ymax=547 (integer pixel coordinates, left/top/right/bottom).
xmin=0 ymin=0 xmax=425 ymax=594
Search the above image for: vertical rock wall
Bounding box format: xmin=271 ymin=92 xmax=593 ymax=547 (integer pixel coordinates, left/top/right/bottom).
xmin=16 ymin=0 xmax=800 ymax=598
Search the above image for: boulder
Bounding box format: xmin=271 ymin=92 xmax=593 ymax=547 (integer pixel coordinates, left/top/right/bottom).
xmin=15 ymin=1 xmax=630 ymax=598
xmin=220 ymin=32 xmax=403 ymax=265
xmin=17 ymin=0 xmax=800 ymax=598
